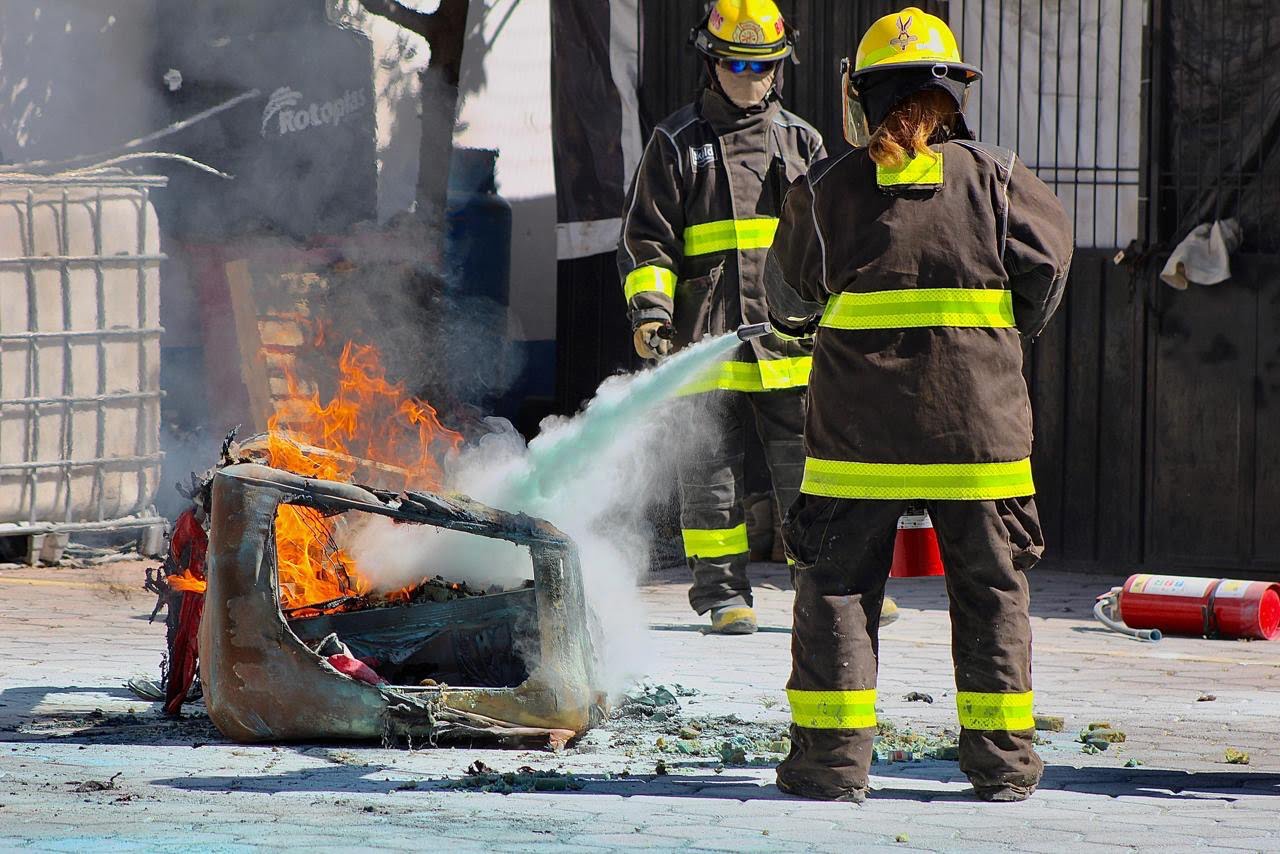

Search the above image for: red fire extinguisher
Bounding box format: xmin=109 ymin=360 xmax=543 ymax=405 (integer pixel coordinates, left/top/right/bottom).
xmin=1095 ymin=574 xmax=1280 ymax=642
xmin=889 ymin=511 xmax=945 ymax=578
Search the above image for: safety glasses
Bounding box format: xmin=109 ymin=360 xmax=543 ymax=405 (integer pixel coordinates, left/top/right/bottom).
xmin=722 ymin=59 xmax=776 ymax=75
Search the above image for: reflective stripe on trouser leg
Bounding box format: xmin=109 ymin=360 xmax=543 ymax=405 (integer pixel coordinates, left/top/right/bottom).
xmin=956 ymin=691 xmax=1035 ymax=730
xmin=776 ymin=498 xmax=904 ymax=797
xmin=682 ymin=524 xmax=748 ymax=559
xmin=788 ymin=689 xmax=876 ymax=729
xmin=930 ymin=499 xmax=1043 ymax=790
xmin=676 ymin=392 xmax=749 ymax=614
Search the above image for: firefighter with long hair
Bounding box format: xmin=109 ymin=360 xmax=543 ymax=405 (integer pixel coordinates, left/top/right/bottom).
xmin=764 ymin=8 xmax=1074 ymax=801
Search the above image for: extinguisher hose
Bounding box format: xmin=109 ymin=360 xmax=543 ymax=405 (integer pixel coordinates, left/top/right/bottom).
xmin=1093 ymin=589 xmax=1162 ymax=642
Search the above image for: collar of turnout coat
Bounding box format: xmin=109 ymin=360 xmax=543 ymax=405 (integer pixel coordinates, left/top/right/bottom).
xmin=698 ymin=87 xmax=781 ymax=135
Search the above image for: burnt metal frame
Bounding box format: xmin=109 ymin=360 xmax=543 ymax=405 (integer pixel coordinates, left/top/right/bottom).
xmin=201 ymin=463 xmax=597 ymax=744
xmin=0 ymin=173 xmax=167 ymax=560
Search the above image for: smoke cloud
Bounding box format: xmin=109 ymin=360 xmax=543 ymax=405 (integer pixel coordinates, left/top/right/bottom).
xmin=344 ymin=333 xmax=740 ymax=697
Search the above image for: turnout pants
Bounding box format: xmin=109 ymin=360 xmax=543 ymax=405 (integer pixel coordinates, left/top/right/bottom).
xmin=777 ymin=496 xmax=1045 ymax=797
xmin=677 ymin=388 xmax=805 ymax=614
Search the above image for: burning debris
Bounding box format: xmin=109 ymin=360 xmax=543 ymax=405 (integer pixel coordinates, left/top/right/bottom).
xmin=139 ymin=337 xmax=599 ymax=748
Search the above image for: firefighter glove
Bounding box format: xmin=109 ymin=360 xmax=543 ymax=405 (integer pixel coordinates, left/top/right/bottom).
xmin=633 ymin=321 xmax=673 ymax=360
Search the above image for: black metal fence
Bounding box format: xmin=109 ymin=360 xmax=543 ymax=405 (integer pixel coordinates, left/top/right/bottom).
xmin=553 ymin=0 xmax=1280 ymax=575
xmin=638 ymin=0 xmax=1142 ymax=250
xmin=1148 ymin=0 xmax=1280 ymax=253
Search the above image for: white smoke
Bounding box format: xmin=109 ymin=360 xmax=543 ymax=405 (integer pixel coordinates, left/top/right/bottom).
xmin=342 ymin=334 xmax=739 ymax=698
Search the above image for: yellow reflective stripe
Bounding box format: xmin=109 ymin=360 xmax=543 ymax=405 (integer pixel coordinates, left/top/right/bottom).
xmin=788 ymin=688 xmax=877 ymax=729
xmin=623 ymin=266 xmax=676 ymax=301
xmin=876 ymin=152 xmax=943 ymax=187
xmin=801 ymin=458 xmax=1035 ymax=500
xmin=956 ymin=691 xmax=1035 ymax=731
xmin=677 ymin=357 xmax=811 ymax=396
xmin=682 ymin=523 xmax=748 ymax=559
xmin=683 ymin=217 xmax=779 ymax=256
xmin=677 ymin=360 xmax=764 ymax=396
xmin=820 ymin=288 xmax=1015 ymax=330
xmin=757 ymin=355 xmax=811 ymax=389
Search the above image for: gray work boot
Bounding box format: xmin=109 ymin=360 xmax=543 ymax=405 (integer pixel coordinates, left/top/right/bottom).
xmin=709 ymin=604 xmax=758 ymax=635
xmin=974 ymin=783 xmax=1037 ymax=802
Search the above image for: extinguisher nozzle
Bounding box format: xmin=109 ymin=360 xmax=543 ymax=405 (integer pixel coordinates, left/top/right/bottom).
xmin=736 ymin=322 xmax=773 ymax=341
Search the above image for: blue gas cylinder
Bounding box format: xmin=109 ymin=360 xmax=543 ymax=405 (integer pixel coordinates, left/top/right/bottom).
xmin=445 ymin=148 xmax=512 ymax=307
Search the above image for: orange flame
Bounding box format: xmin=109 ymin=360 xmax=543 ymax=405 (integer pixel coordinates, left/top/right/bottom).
xmin=266 ymin=341 xmax=462 ymax=610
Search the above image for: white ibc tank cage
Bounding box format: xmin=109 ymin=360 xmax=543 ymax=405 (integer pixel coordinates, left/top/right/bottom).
xmin=0 ymin=172 xmax=166 ymax=559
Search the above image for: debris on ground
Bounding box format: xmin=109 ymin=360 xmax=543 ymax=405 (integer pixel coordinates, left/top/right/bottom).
xmin=1124 ymin=758 xmax=1143 ymax=767
xmin=1225 ymin=748 xmax=1250 ymax=765
xmin=614 ymin=684 xmax=680 ymax=720
xmin=903 ymin=692 xmax=934 ymax=704
xmin=597 ymin=682 xmax=959 ymax=768
xmin=1197 ymin=694 xmax=1217 ymax=702
xmin=895 ymin=834 xmax=910 ymax=844
xmin=69 ymin=772 xmax=121 ymax=793
xmin=873 ymin=721 xmax=960 ymax=763
xmin=1034 ymin=714 xmax=1065 ymax=732
xmin=444 ymin=761 xmax=585 ymax=793
xmin=1077 ymin=722 xmax=1126 ymax=751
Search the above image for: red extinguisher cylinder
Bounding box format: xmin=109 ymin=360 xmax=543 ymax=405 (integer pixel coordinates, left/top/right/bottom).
xmin=1117 ymin=574 xmax=1280 ymax=640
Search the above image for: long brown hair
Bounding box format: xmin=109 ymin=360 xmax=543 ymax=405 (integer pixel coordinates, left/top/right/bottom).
xmin=868 ymin=89 xmax=956 ymax=169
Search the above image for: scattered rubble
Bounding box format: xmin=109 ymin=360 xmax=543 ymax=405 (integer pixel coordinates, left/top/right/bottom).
xmin=443 ymin=760 xmax=585 ymax=793
xmin=69 ymin=773 xmax=121 ymax=793
xmin=903 ymin=692 xmax=934 ymax=704
xmin=1078 ymin=722 xmax=1126 ymax=752
xmin=1197 ymin=694 xmax=1217 ymax=702
xmin=1034 ymin=714 xmax=1065 ymax=732
xmin=1225 ymin=748 xmax=1250 ymax=765
xmin=597 ymin=683 xmax=960 ymax=767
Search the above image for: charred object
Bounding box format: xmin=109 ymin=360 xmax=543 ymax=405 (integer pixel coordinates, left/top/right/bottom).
xmin=176 ymin=460 xmax=597 ymax=748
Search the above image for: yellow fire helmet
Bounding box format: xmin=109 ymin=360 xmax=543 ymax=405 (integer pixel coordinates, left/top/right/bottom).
xmin=850 ymin=8 xmax=980 ymax=83
xmin=692 ymin=0 xmax=793 ymax=62
xmin=840 ymin=8 xmax=980 ymax=148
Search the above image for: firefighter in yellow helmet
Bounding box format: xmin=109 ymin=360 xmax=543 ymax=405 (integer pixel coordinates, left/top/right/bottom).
xmin=764 ymin=8 xmax=1073 ymax=801
xmin=620 ymin=1 xmax=877 ymax=635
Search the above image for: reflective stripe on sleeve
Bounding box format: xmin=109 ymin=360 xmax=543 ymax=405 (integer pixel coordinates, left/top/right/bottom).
xmin=820 ymin=288 xmax=1015 ymax=330
xmin=683 ymin=217 xmax=779 ymax=256
xmin=788 ymin=688 xmax=877 ymax=729
xmin=624 ymin=266 xmax=676 ymax=301
xmin=875 ymin=152 xmax=944 ymax=187
xmin=956 ymin=691 xmax=1035 ymax=731
xmin=801 ymin=458 xmax=1035 ymax=500
xmin=682 ymin=524 xmax=749 ymax=559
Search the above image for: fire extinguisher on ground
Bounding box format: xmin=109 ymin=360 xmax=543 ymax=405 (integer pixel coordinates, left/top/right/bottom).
xmin=1095 ymin=574 xmax=1280 ymax=642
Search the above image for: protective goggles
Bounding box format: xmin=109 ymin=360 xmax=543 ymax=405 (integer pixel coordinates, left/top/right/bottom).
xmin=721 ymin=59 xmax=777 ymax=75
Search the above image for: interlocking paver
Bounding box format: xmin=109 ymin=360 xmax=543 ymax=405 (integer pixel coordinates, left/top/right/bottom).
xmin=2 ymin=560 xmax=1278 ymax=851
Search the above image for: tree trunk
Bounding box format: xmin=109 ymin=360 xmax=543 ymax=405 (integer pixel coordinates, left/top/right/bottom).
xmin=358 ymin=0 xmax=470 ymax=232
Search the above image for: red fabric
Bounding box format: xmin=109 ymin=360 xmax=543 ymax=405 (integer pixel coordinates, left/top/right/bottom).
xmin=326 ymin=653 xmax=388 ymax=686
xmin=164 ymin=509 xmax=208 ymax=716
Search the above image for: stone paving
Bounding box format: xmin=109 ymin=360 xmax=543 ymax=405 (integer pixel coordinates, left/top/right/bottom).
xmin=1 ymin=559 xmax=1278 ymax=852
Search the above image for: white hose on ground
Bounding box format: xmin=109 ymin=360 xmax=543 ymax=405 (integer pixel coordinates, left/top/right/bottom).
xmin=1093 ymin=588 xmax=1162 ymax=642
